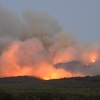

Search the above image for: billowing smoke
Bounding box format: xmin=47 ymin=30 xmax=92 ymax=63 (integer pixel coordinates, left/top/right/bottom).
xmin=0 ymin=6 xmax=100 ymax=79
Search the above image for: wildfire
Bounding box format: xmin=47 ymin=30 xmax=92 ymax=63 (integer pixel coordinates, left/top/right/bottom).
xmin=44 ymin=77 xmax=49 ymax=80
xmin=44 ymin=73 xmax=59 ymax=80
xmin=43 ymin=75 xmax=59 ymax=80
xmin=90 ymin=54 xmax=98 ymax=62
xmin=86 ymin=54 xmax=98 ymax=65
xmin=85 ymin=53 xmax=98 ymax=65
xmin=92 ymin=60 xmax=95 ymax=62
xmin=0 ymin=34 xmax=99 ymax=79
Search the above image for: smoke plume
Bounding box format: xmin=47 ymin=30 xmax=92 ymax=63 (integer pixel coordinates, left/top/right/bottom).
xmin=0 ymin=6 xmax=100 ymax=79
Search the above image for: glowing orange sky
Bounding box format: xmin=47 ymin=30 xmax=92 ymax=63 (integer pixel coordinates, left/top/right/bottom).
xmin=0 ymin=39 xmax=100 ymax=80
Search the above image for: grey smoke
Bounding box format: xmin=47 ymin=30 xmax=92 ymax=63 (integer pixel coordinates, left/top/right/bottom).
xmin=0 ymin=6 xmax=100 ymax=77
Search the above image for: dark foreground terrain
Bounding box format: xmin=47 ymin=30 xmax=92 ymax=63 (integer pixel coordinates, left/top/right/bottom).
xmin=0 ymin=76 xmax=100 ymax=100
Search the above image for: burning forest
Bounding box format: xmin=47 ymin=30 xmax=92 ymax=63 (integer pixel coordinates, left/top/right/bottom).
xmin=0 ymin=7 xmax=100 ymax=80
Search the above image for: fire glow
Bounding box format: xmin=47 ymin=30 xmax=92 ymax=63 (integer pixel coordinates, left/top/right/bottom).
xmin=0 ymin=7 xmax=100 ymax=79
xmin=0 ymin=39 xmax=99 ymax=80
xmin=92 ymin=60 xmax=95 ymax=63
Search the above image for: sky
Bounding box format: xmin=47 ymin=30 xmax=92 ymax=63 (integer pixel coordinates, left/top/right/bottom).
xmin=0 ymin=0 xmax=100 ymax=43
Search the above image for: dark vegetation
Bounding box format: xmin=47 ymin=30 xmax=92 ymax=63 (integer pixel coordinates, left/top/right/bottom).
xmin=0 ymin=76 xmax=100 ymax=100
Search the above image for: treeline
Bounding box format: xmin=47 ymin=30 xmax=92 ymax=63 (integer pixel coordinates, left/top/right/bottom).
xmin=0 ymin=76 xmax=100 ymax=100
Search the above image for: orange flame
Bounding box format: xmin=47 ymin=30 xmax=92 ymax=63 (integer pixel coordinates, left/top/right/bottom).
xmin=85 ymin=53 xmax=98 ymax=65
xmin=0 ymin=38 xmax=100 ymax=79
xmin=92 ymin=60 xmax=95 ymax=62
xmin=34 ymin=63 xmax=72 ymax=80
xmin=0 ymin=40 xmax=72 ymax=79
xmin=44 ymin=73 xmax=59 ymax=80
xmin=89 ymin=54 xmax=97 ymax=63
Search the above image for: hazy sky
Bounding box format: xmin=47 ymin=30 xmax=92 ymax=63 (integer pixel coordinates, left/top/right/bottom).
xmin=0 ymin=0 xmax=100 ymax=43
